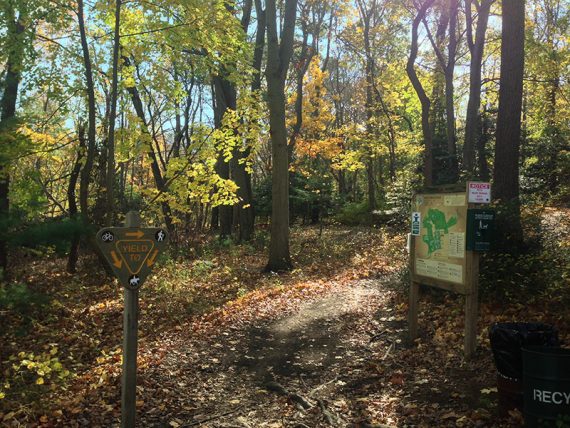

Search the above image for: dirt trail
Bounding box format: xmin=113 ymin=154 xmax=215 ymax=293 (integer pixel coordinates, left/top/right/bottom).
xmin=237 ymin=283 xmax=382 ymax=380
xmin=133 ymin=273 xmax=495 ymax=428
xmin=139 ymin=279 xmax=402 ymax=427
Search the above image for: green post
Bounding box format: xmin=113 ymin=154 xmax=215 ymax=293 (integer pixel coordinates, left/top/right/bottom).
xmin=122 ymin=211 xmax=140 ymax=427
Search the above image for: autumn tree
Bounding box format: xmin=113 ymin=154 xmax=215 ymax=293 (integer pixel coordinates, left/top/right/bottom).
xmin=464 ymin=0 xmax=494 ymax=178
xmin=406 ymin=0 xmax=437 ymax=187
xmin=265 ymin=0 xmax=298 ymax=271
xmin=0 ymin=1 xmax=68 ymax=276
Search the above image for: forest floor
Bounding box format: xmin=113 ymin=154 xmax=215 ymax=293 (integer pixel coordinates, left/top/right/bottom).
xmin=1 ymin=215 xmax=570 ymax=427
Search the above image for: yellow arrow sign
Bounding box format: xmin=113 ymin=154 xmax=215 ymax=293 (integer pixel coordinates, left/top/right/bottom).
xmin=125 ymin=230 xmax=144 ymax=239
xmin=116 ymin=240 xmax=155 ymax=275
xmin=146 ymin=249 xmax=159 ymax=267
xmin=111 ymin=250 xmax=122 ymax=268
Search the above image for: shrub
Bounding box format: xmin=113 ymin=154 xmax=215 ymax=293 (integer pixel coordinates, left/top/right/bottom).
xmin=334 ymin=201 xmax=372 ymax=226
xmin=0 ymin=347 xmax=71 ymax=402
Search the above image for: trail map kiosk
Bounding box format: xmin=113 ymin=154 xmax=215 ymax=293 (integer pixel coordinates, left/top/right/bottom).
xmin=408 ymin=183 xmax=493 ymax=358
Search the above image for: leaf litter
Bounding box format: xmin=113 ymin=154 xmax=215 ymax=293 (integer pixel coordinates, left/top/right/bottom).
xmin=1 ymin=225 xmax=569 ymax=427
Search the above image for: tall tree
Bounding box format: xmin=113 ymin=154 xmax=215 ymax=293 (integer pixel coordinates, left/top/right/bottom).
xmin=265 ymin=0 xmax=298 ymax=271
xmin=105 ymin=0 xmax=121 ymax=226
xmin=0 ymin=3 xmax=25 ymax=277
xmin=421 ymin=0 xmax=460 ymax=183
xmin=406 ymin=0 xmax=437 ymax=187
xmin=357 ymin=0 xmax=379 ymax=209
xmin=77 ymin=0 xmax=97 ymax=228
xmin=493 ymin=0 xmax=525 ymax=244
xmin=212 ymin=78 xmax=234 ymax=238
xmin=464 ymin=0 xmax=493 ymax=177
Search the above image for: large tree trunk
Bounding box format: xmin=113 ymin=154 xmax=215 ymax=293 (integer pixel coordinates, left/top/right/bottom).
xmin=359 ymin=2 xmax=377 ymax=210
xmin=464 ymin=0 xmax=492 ymax=176
xmin=265 ymin=0 xmax=298 ymax=272
xmin=444 ymin=0 xmax=459 ymax=182
xmin=212 ymin=78 xmax=233 ymax=239
xmin=67 ymin=125 xmax=86 ymax=273
xmin=406 ymin=0 xmax=436 ymax=187
xmin=0 ymin=7 xmax=25 ymax=278
xmin=493 ymin=0 xmax=525 ymax=246
xmin=232 ymin=0 xmax=256 ymax=242
xmin=78 ymin=0 xmax=97 ymax=228
xmin=478 ymin=106 xmax=491 ymax=180
xmin=105 ymin=0 xmax=121 ymax=226
xmin=288 ymin=29 xmax=311 ymax=161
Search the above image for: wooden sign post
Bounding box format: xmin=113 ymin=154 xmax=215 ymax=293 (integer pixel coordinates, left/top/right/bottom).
xmin=408 ymin=184 xmax=491 ymax=358
xmin=96 ymin=211 xmax=168 ymax=427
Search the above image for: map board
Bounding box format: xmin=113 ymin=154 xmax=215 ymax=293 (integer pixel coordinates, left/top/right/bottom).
xmin=411 ymin=192 xmax=467 ymax=289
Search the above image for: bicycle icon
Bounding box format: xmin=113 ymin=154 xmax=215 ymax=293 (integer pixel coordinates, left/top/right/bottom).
xmin=101 ymin=231 xmax=115 ymax=242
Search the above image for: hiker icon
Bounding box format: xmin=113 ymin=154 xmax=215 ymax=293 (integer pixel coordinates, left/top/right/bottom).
xmin=155 ymin=229 xmax=165 ymax=242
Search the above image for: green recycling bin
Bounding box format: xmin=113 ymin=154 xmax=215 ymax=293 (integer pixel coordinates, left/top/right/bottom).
xmin=522 ymin=346 xmax=570 ymax=427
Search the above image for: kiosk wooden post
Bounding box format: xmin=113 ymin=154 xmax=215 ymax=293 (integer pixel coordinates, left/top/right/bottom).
xmin=408 ymin=236 xmax=419 ymax=341
xmin=464 ymin=251 xmax=479 ymax=358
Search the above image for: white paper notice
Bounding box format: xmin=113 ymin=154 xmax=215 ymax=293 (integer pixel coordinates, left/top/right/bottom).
xmin=415 ymin=258 xmax=463 ymax=284
xmin=444 ymin=194 xmax=466 ymax=206
xmin=468 ymin=182 xmax=491 ymax=203
xmin=448 ymin=232 xmax=465 ymax=258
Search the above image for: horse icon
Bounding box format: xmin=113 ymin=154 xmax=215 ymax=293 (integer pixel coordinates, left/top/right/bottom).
xmin=128 ymin=275 xmax=140 ymax=288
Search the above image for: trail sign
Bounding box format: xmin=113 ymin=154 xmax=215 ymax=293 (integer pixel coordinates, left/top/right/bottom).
xmin=411 ymin=212 xmax=421 ymax=236
xmin=96 ymin=225 xmax=168 ymax=289
xmin=96 ymin=212 xmax=168 ymax=428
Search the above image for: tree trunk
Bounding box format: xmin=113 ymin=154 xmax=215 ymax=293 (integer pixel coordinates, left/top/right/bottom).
xmin=464 ymin=0 xmax=492 ymax=176
xmin=406 ymin=0 xmax=436 ymax=187
xmin=444 ymin=0 xmax=459 ymax=182
xmin=288 ymin=28 xmax=311 ymax=161
xmin=105 ymin=0 xmax=121 ymax=226
xmin=361 ymin=8 xmax=376 ymax=210
xmin=0 ymin=8 xmax=25 ymax=278
xmin=67 ymin=125 xmax=86 ymax=273
xmin=78 ymin=0 xmax=97 ymax=228
xmin=493 ymin=0 xmax=525 ymax=246
xmin=123 ymin=56 xmax=174 ymax=234
xmin=212 ymin=78 xmax=233 ymax=239
xmin=478 ymin=107 xmax=491 ymax=180
xmin=265 ymin=0 xmax=298 ymax=272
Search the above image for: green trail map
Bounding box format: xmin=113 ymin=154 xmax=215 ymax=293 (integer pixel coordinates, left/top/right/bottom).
xmin=413 ymin=193 xmax=467 ymax=285
xmin=422 ymin=209 xmax=458 ymax=256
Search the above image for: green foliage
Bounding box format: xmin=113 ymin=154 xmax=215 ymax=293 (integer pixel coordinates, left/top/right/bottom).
xmin=385 ymin=169 xmax=423 ymax=225
xmin=0 ymin=347 xmax=71 ymax=401
xmin=0 ymin=283 xmax=49 ymax=319
xmin=334 ymin=201 xmax=373 ymax=226
xmin=479 ymin=214 xmax=570 ymax=301
xmin=192 ymin=259 xmax=215 ymax=275
xmin=8 ymin=218 xmax=89 ymax=255
xmin=252 ymin=176 xmax=272 ymax=219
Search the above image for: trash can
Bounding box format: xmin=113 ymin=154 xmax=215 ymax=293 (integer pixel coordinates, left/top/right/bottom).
xmin=522 ymin=346 xmax=570 ymax=427
xmin=489 ymin=323 xmax=560 ymax=416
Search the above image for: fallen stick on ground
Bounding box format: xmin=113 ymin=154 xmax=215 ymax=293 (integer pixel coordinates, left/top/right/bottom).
xmin=185 ymin=405 xmax=245 ymax=427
